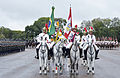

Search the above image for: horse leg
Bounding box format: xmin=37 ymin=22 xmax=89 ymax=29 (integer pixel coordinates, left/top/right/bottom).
xmin=72 ymin=58 xmax=75 ymax=74
xmin=44 ymin=53 xmax=47 ymax=75
xmin=73 ymin=62 xmax=75 ymax=74
xmin=76 ymin=62 xmax=79 ymax=75
xmin=70 ymin=58 xmax=73 ymax=74
xmin=87 ymin=58 xmax=90 ymax=75
xmin=91 ymin=58 xmax=95 ymax=75
xmin=55 ymin=56 xmax=58 ymax=74
xmin=52 ymin=56 xmax=55 ymax=72
xmin=81 ymin=49 xmax=84 ymax=65
xmin=47 ymin=51 xmax=50 ymax=72
xmin=71 ymin=63 xmax=74 ymax=74
xmin=39 ymin=53 xmax=42 ymax=74
xmin=66 ymin=57 xmax=70 ymax=71
xmin=60 ymin=56 xmax=63 ymax=74
xmin=47 ymin=60 xmax=50 ymax=72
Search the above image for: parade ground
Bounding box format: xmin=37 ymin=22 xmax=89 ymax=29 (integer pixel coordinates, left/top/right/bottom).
xmin=0 ymin=48 xmax=120 ymax=78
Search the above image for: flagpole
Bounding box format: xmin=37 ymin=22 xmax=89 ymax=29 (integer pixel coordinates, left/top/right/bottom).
xmin=52 ymin=0 xmax=55 ymax=7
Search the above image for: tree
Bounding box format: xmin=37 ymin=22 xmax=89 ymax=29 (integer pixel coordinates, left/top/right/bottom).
xmin=25 ymin=17 xmax=66 ymax=39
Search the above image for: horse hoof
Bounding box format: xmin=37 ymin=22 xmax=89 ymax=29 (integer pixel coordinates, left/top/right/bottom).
xmin=87 ymin=71 xmax=90 ymax=75
xmin=44 ymin=73 xmax=47 ymax=75
xmin=76 ymin=71 xmax=79 ymax=75
xmin=81 ymin=63 xmax=83 ymax=65
xmin=72 ymin=71 xmax=75 ymax=75
xmin=55 ymin=70 xmax=58 ymax=75
xmin=52 ymin=69 xmax=55 ymax=72
xmin=47 ymin=68 xmax=50 ymax=72
xmin=68 ymin=65 xmax=70 ymax=67
xmin=39 ymin=72 xmax=42 ymax=75
xmin=92 ymin=73 xmax=95 ymax=75
xmin=76 ymin=72 xmax=79 ymax=75
xmin=87 ymin=72 xmax=89 ymax=75
xmin=72 ymin=71 xmax=74 ymax=75
xmin=55 ymin=73 xmax=57 ymax=75
xmin=60 ymin=72 xmax=62 ymax=75
xmin=92 ymin=71 xmax=95 ymax=75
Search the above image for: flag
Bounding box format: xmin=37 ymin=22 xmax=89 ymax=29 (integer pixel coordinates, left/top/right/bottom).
xmin=64 ymin=7 xmax=72 ymax=39
xmin=48 ymin=6 xmax=55 ymax=36
xmin=55 ymin=21 xmax=63 ymax=42
xmin=55 ymin=21 xmax=59 ymax=42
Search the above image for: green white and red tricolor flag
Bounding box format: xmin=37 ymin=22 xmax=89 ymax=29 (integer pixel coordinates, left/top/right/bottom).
xmin=64 ymin=7 xmax=72 ymax=39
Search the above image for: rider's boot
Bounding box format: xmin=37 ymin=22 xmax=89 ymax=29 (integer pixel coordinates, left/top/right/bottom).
xmin=35 ymin=49 xmax=39 ymax=59
xmin=80 ymin=48 xmax=83 ymax=58
xmin=95 ymin=50 xmax=99 ymax=60
xmin=83 ymin=50 xmax=87 ymax=60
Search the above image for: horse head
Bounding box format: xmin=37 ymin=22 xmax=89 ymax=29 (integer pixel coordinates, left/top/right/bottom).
xmin=73 ymin=36 xmax=79 ymax=46
xmin=72 ymin=36 xmax=79 ymax=52
xmin=39 ymin=36 xmax=48 ymax=53
xmin=57 ymin=39 xmax=64 ymax=52
xmin=87 ymin=38 xmax=94 ymax=55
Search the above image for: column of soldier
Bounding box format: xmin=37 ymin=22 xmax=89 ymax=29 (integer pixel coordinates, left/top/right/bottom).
xmin=96 ymin=37 xmax=119 ymax=49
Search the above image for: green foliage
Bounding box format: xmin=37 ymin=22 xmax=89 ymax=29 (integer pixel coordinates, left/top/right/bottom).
xmin=0 ymin=34 xmax=5 ymax=39
xmin=0 ymin=26 xmax=12 ymax=39
xmin=0 ymin=26 xmax=25 ymax=40
xmin=25 ymin=17 xmax=66 ymax=39
xmin=82 ymin=17 xmax=120 ymax=41
xmin=12 ymin=31 xmax=25 ymax=40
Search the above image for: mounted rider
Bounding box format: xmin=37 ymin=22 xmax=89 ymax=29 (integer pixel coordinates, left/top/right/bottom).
xmin=48 ymin=22 xmax=64 ymax=59
xmin=83 ymin=26 xmax=99 ymax=59
xmin=80 ymin=27 xmax=88 ymax=60
xmin=65 ymin=25 xmax=80 ymax=54
xmin=65 ymin=25 xmax=80 ymax=67
xmin=35 ymin=27 xmax=50 ymax=59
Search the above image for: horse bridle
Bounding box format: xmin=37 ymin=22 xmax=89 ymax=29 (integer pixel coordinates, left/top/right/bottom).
xmin=72 ymin=40 xmax=78 ymax=52
xmin=39 ymin=42 xmax=48 ymax=53
xmin=56 ymin=42 xmax=63 ymax=54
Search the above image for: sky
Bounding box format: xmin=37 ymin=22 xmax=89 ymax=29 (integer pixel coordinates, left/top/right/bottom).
xmin=0 ymin=0 xmax=120 ymax=31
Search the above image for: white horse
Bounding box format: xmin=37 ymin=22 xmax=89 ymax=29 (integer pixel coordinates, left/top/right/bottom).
xmin=53 ymin=40 xmax=64 ymax=74
xmin=39 ymin=41 xmax=48 ymax=75
xmin=70 ymin=37 xmax=80 ymax=74
xmin=87 ymin=38 xmax=95 ymax=75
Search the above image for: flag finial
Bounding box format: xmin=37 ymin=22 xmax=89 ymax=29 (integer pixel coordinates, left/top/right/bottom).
xmin=52 ymin=6 xmax=55 ymax=10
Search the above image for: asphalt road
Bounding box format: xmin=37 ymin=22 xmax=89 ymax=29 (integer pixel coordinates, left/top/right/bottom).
xmin=0 ymin=47 xmax=120 ymax=78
